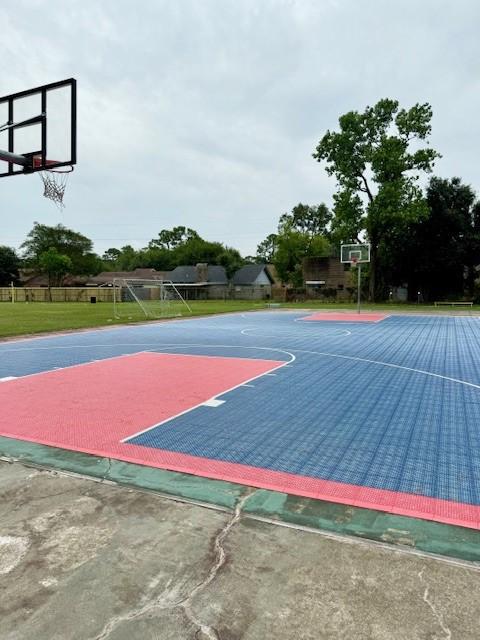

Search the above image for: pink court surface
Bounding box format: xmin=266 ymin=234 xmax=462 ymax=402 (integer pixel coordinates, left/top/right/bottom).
xmin=0 ymin=352 xmax=283 ymax=467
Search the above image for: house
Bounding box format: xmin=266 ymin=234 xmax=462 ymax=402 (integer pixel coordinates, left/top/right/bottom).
xmin=231 ymin=264 xmax=274 ymax=300
xmin=15 ymin=262 xmax=281 ymax=302
xmin=19 ymin=269 xmax=90 ymax=287
xmin=302 ymin=256 xmax=351 ymax=300
xmin=87 ymin=268 xmax=171 ymax=286
xmin=169 ymin=264 xmax=229 ymax=299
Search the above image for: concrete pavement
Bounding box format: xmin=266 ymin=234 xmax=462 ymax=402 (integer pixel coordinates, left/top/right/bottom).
xmin=1 ymin=461 xmax=479 ymax=640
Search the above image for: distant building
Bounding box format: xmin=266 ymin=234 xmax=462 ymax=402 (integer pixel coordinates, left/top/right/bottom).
xmin=14 ymin=262 xmax=284 ymax=302
xmin=302 ymin=256 xmax=351 ymax=299
xmin=169 ymin=264 xmax=229 ymax=299
xmin=87 ymin=268 xmax=171 ymax=286
xmin=20 ymin=269 xmax=89 ymax=287
xmin=88 ymin=265 xmax=229 ymax=300
xmin=232 ymin=264 xmax=274 ymax=299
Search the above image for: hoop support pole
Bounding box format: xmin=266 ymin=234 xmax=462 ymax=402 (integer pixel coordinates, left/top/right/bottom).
xmin=357 ymin=263 xmax=361 ymax=314
xmin=0 ymin=148 xmax=28 ymax=166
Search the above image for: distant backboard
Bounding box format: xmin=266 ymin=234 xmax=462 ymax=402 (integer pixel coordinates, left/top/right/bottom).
xmin=340 ymin=243 xmax=370 ymax=264
xmin=0 ymin=78 xmax=76 ymax=177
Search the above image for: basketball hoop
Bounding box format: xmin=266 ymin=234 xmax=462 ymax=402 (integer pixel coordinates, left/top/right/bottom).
xmin=37 ymin=163 xmax=74 ymax=209
xmin=340 ymin=243 xmax=369 ymax=315
xmin=0 ymin=79 xmax=77 ymax=206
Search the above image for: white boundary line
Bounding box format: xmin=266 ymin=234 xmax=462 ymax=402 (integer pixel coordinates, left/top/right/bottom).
xmin=2 ymin=331 xmax=478 ymax=393
xmin=1 ymin=335 xmax=285 ymax=353
xmin=0 ymin=321 xmax=304 ymax=353
xmin=122 ymin=347 xmax=296 ymax=442
xmin=1 ymin=343 xmax=159 ymax=353
xmin=0 ymin=352 xmax=143 ymax=384
xmin=237 ymin=327 xmax=480 ymax=390
xmin=0 ymin=343 xmax=294 ymax=383
xmin=1 ymin=310 xmax=479 ymax=348
xmin=142 ymin=344 xmax=296 ymax=361
xmin=0 ymin=344 xmax=295 ymax=382
xmin=241 ymin=327 xmax=352 ymax=338
xmin=141 ymin=350 xmax=287 ymax=364
xmin=291 ymin=348 xmax=480 ymax=391
xmin=0 ymin=308 xmax=286 ymax=347
xmin=295 ymin=315 xmax=389 ymax=324
xmin=1 ymin=341 xmax=296 ymax=358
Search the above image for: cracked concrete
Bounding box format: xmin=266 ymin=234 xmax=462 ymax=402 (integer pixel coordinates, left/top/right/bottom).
xmin=418 ymin=567 xmax=452 ymax=640
xmin=93 ymin=491 xmax=255 ymax=640
xmin=179 ymin=490 xmax=257 ymax=640
xmin=1 ymin=461 xmax=480 ymax=640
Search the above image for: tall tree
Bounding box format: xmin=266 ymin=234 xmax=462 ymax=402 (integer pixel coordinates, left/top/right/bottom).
xmin=259 ymin=204 xmax=331 ymax=286
xmin=256 ymin=202 xmax=331 ymax=268
xmin=172 ymin=237 xmax=229 ymax=266
xmin=216 ymin=247 xmax=245 ymax=278
xmin=256 ymin=234 xmax=278 ymax=262
xmin=102 ymin=248 xmax=122 ymax=264
xmin=330 ymin=189 xmax=364 ymax=245
xmin=313 ymin=99 xmax=440 ymax=299
xmin=279 ymin=203 xmax=332 ymax=237
xmin=102 ymin=227 xmax=247 ymax=275
xmin=21 ymin=223 xmax=101 ymax=276
xmin=274 ymin=230 xmax=329 ymax=286
xmin=0 ymin=246 xmax=20 ymax=286
xmin=149 ymin=226 xmax=199 ymax=250
xmin=399 ymin=177 xmax=480 ymax=300
xmin=38 ymin=248 xmax=72 ymax=288
xmin=113 ymin=245 xmax=142 ymax=271
xmin=140 ymin=246 xmax=174 ymax=271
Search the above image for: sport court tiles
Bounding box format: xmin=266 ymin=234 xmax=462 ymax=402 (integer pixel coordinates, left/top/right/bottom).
xmin=2 ymin=310 xmax=480 ymax=529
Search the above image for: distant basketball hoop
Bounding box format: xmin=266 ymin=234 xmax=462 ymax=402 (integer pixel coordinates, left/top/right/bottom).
xmin=340 ymin=243 xmax=371 ymax=314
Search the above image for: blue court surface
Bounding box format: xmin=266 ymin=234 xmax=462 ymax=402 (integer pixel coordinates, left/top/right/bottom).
xmin=1 ymin=310 xmax=480 ymax=529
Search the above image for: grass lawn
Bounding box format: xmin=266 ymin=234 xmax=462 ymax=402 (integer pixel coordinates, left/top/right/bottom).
xmin=0 ymin=300 xmax=267 ymax=339
xmin=0 ymin=299 xmax=479 ymax=340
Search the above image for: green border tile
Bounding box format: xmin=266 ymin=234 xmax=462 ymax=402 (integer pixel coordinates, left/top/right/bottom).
xmin=1 ymin=435 xmax=480 ymax=563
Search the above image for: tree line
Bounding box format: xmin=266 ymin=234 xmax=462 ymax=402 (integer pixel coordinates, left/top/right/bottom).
xmin=0 ymin=223 xmax=246 ymax=288
xmin=255 ymin=98 xmax=480 ymax=301
xmin=1 ymin=97 xmax=479 ymax=301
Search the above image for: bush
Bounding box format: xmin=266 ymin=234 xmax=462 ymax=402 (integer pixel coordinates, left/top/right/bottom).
xmin=472 ymin=281 xmax=480 ymax=304
xmin=322 ymin=287 xmax=337 ymax=300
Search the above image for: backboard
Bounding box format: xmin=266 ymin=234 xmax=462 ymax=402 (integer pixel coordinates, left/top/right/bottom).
xmin=340 ymin=243 xmax=370 ymax=264
xmin=0 ymin=78 xmax=76 ymax=177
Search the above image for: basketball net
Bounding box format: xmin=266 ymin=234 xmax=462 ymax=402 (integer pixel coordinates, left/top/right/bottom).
xmin=351 ymin=257 xmax=359 ymax=267
xmin=38 ymin=165 xmax=73 ymax=209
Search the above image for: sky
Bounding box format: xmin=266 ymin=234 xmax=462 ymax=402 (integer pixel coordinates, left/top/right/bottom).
xmin=1 ymin=0 xmax=479 ymax=258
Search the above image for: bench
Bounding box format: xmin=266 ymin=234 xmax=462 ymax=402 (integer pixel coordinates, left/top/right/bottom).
xmin=434 ymin=301 xmax=473 ymax=307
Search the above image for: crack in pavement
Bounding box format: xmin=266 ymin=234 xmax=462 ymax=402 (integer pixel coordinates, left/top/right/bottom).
xmin=418 ymin=566 xmax=452 ymax=640
xmin=91 ymin=489 xmax=256 ymax=640
xmin=180 ymin=489 xmax=257 ymax=639
xmin=92 ymin=576 xmax=186 ymax=640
